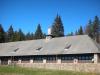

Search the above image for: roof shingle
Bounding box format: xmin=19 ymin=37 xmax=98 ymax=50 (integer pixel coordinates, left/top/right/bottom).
xmin=0 ymin=35 xmax=100 ymax=56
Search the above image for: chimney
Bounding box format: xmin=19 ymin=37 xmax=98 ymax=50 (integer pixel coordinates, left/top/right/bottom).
xmin=48 ymin=27 xmax=51 ymax=35
xmin=46 ymin=27 xmax=53 ymax=41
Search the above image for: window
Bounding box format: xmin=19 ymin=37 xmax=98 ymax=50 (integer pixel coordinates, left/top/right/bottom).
xmin=13 ymin=48 xmax=19 ymax=52
xmin=86 ymin=56 xmax=89 ymax=60
xmin=36 ymin=47 xmax=42 ymax=51
xmin=38 ymin=57 xmax=42 ymax=60
xmin=79 ymin=56 xmax=91 ymax=60
xmin=78 ymin=56 xmax=82 ymax=60
xmin=64 ymin=44 xmax=71 ymax=50
xmin=67 ymin=57 xmax=70 ymax=60
xmin=61 ymin=56 xmax=65 ymax=60
xmin=47 ymin=56 xmax=56 ymax=61
xmin=71 ymin=57 xmax=74 ymax=59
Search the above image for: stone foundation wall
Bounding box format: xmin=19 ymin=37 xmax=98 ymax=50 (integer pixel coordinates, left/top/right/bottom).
xmin=17 ymin=63 xmax=100 ymax=73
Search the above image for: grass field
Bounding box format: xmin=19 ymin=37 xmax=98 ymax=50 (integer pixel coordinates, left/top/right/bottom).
xmin=0 ymin=66 xmax=99 ymax=75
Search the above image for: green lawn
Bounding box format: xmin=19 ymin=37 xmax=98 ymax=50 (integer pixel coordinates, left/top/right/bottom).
xmin=0 ymin=66 xmax=99 ymax=75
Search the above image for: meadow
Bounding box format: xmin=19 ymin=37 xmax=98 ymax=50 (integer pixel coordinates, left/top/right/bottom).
xmin=0 ymin=66 xmax=99 ymax=75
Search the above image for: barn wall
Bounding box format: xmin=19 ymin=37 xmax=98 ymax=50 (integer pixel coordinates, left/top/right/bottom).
xmin=17 ymin=63 xmax=100 ymax=73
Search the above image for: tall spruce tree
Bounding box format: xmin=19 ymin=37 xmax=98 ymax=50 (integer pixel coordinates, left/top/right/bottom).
xmin=75 ymin=30 xmax=78 ymax=35
xmin=0 ymin=24 xmax=5 ymax=43
xmin=7 ymin=25 xmax=14 ymax=42
xmin=78 ymin=26 xmax=83 ymax=35
xmin=85 ymin=20 xmax=94 ymax=38
xmin=67 ymin=32 xmax=73 ymax=36
xmin=93 ymin=16 xmax=100 ymax=43
xmin=51 ymin=15 xmax=64 ymax=37
xmin=25 ymin=32 xmax=31 ymax=40
xmin=26 ymin=32 xmax=34 ymax=40
xmin=13 ymin=31 xmax=19 ymax=41
xmin=34 ymin=24 xmax=44 ymax=39
xmin=18 ymin=29 xmax=25 ymax=41
xmin=30 ymin=33 xmax=34 ymax=40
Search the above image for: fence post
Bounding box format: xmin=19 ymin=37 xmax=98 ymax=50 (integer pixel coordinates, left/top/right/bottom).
xmin=57 ymin=59 xmax=61 ymax=64
xmin=30 ymin=59 xmax=33 ymax=63
xmin=0 ymin=59 xmax=1 ymax=65
xmin=8 ymin=59 xmax=11 ymax=65
xmin=18 ymin=59 xmax=21 ymax=64
xmin=94 ymin=53 xmax=98 ymax=63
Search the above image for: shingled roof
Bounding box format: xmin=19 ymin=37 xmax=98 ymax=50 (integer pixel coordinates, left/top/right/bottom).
xmin=0 ymin=35 xmax=100 ymax=56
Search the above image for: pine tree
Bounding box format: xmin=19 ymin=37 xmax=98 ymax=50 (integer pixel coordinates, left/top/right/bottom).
xmin=51 ymin=15 xmax=64 ymax=37
xmin=25 ymin=32 xmax=31 ymax=40
xmin=93 ymin=16 xmax=100 ymax=43
xmin=34 ymin=24 xmax=44 ymax=39
xmin=67 ymin=32 xmax=73 ymax=36
xmin=0 ymin=24 xmax=5 ymax=43
xmin=42 ymin=33 xmax=46 ymax=39
xmin=13 ymin=31 xmax=19 ymax=41
xmin=30 ymin=33 xmax=34 ymax=40
xmin=18 ymin=29 xmax=25 ymax=41
xmin=26 ymin=32 xmax=34 ymax=40
xmin=78 ymin=26 xmax=83 ymax=35
xmin=5 ymin=32 xmax=8 ymax=42
xmin=7 ymin=25 xmax=14 ymax=42
xmin=85 ymin=20 xmax=94 ymax=38
xmin=75 ymin=30 xmax=78 ymax=35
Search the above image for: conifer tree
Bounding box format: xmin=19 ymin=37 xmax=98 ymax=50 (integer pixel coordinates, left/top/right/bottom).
xmin=26 ymin=32 xmax=34 ymax=40
xmin=67 ymin=32 xmax=73 ymax=36
xmin=25 ymin=32 xmax=31 ymax=40
xmin=93 ymin=16 xmax=100 ymax=43
xmin=78 ymin=26 xmax=83 ymax=35
xmin=0 ymin=24 xmax=5 ymax=43
xmin=85 ymin=20 xmax=93 ymax=38
xmin=75 ymin=30 xmax=78 ymax=35
xmin=30 ymin=33 xmax=34 ymax=40
xmin=51 ymin=15 xmax=64 ymax=37
xmin=34 ymin=24 xmax=44 ymax=39
xmin=7 ymin=25 xmax=14 ymax=42
xmin=13 ymin=31 xmax=19 ymax=41
xmin=18 ymin=29 xmax=25 ymax=41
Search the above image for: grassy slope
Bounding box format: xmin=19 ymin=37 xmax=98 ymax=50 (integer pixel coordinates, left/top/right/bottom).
xmin=0 ymin=66 xmax=99 ymax=75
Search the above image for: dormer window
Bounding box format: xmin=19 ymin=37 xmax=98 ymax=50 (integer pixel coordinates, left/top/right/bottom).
xmin=36 ymin=47 xmax=42 ymax=51
xmin=13 ymin=48 xmax=19 ymax=52
xmin=64 ymin=44 xmax=71 ymax=50
xmin=10 ymin=48 xmax=19 ymax=54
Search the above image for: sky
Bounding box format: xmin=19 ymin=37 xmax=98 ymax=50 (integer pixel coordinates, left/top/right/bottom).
xmin=0 ymin=0 xmax=100 ymax=35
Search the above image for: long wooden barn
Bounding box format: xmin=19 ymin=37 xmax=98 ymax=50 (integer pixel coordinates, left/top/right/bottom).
xmin=0 ymin=35 xmax=100 ymax=65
